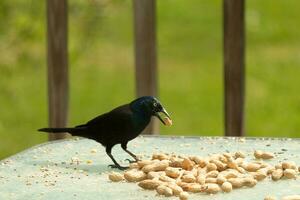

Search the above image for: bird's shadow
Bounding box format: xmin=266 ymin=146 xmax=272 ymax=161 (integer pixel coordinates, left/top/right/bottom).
xmin=20 ymin=138 xmax=130 ymax=174
xmin=24 ymin=159 xmax=125 ymax=174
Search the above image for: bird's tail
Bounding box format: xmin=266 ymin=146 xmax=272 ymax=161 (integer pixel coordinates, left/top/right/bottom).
xmin=38 ymin=127 xmax=86 ymax=135
xmin=38 ymin=128 xmax=73 ymax=133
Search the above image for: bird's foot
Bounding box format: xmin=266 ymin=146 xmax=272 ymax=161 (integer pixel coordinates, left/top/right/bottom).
xmin=125 ymin=159 xmax=138 ymax=164
xmin=108 ymin=164 xmax=129 ymax=170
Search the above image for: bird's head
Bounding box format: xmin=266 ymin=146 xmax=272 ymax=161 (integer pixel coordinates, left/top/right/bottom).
xmin=130 ymin=96 xmax=172 ymax=126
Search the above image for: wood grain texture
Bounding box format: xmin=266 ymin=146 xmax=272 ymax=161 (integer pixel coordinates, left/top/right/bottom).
xmin=47 ymin=0 xmax=69 ymax=140
xmin=223 ymin=0 xmax=245 ymax=136
xmin=133 ymin=0 xmax=158 ymax=134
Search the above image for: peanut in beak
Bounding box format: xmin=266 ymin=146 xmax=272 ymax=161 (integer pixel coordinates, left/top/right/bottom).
xmin=163 ymin=117 xmax=173 ymax=126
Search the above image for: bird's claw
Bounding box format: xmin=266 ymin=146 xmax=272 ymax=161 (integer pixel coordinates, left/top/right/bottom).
xmin=108 ymin=164 xmax=129 ymax=170
xmin=125 ymin=159 xmax=137 ymax=163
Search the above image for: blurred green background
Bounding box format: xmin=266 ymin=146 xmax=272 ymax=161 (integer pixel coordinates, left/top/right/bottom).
xmin=1 ymin=0 xmax=300 ymax=159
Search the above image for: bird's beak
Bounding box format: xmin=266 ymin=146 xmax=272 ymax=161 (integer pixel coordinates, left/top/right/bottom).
xmin=154 ymin=108 xmax=172 ymax=126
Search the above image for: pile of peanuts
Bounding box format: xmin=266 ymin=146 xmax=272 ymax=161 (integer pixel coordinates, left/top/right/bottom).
xmin=108 ymin=150 xmax=300 ymax=200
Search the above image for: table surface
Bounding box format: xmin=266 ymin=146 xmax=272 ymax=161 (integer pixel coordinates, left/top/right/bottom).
xmin=0 ymin=136 xmax=300 ymax=200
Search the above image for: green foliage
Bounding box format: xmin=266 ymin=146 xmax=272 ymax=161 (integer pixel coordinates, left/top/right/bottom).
xmin=0 ymin=0 xmax=300 ymax=159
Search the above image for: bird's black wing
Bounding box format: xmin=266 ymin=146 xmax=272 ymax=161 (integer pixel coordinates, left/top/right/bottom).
xmin=77 ymin=104 xmax=135 ymax=145
xmin=85 ymin=104 xmax=132 ymax=126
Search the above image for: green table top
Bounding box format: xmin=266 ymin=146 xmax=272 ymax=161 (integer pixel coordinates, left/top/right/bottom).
xmin=0 ymin=136 xmax=300 ymax=200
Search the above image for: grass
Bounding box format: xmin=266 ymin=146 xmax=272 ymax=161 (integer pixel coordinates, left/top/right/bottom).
xmin=0 ymin=0 xmax=300 ymax=159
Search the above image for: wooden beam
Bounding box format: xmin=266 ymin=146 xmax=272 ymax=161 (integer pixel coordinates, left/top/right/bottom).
xmin=133 ymin=0 xmax=158 ymax=134
xmin=223 ymin=0 xmax=245 ymax=136
xmin=46 ymin=0 xmax=69 ymax=140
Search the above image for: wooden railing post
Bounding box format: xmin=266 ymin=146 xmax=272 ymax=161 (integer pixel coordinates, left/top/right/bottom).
xmin=223 ymin=0 xmax=245 ymax=136
xmin=46 ymin=0 xmax=69 ymax=140
xmin=133 ymin=0 xmax=158 ymax=134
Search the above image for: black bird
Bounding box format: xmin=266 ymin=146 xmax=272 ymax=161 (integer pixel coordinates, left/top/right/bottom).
xmin=38 ymin=96 xmax=172 ymax=170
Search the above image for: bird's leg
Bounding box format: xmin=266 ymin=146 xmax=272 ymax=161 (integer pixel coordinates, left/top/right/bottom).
xmin=106 ymin=145 xmax=128 ymax=170
xmin=121 ymin=142 xmax=139 ymax=163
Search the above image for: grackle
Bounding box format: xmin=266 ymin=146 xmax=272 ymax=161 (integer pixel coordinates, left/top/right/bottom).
xmin=38 ymin=96 xmax=171 ymax=170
